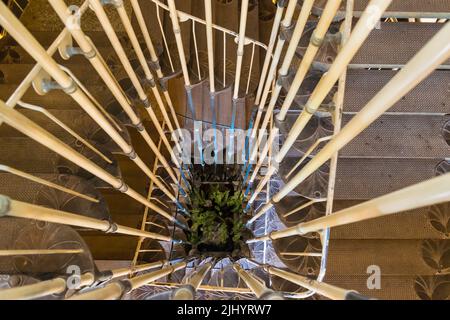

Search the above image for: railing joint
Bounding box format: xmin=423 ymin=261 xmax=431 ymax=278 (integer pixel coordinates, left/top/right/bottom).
xmin=114 ymin=180 xmax=129 ymax=193
xmin=148 ymin=59 xmax=161 ymax=72
xmin=126 ymin=149 xmax=137 ymax=160
xmin=304 ymin=102 xmax=316 ymax=115
xmin=62 ymin=79 xmax=78 ymax=94
xmin=0 ymin=195 xmax=11 ymax=217
xmin=142 ymin=98 xmax=151 ymax=109
xmin=134 ymin=121 xmax=145 ymax=132
xmin=100 ymin=0 xmax=123 ymax=8
xmin=103 ymin=219 xmax=119 ymax=233
xmin=310 ymin=32 xmax=325 ymax=47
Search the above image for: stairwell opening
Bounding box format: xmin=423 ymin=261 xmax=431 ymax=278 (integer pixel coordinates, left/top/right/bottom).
xmin=185 ymin=164 xmax=252 ymax=258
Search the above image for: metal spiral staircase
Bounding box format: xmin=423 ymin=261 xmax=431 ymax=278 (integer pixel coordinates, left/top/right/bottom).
xmin=0 ymin=0 xmax=449 ymax=300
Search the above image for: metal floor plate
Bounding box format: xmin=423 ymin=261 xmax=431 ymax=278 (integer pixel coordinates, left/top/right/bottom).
xmin=0 ymin=173 xmax=110 ymax=219
xmin=350 ymin=22 xmax=450 ymax=67
xmin=276 ymin=112 xmax=449 ymax=158
xmin=0 ymin=137 xmax=120 ymax=187
xmin=311 ymin=0 xmax=450 ymax=20
xmin=344 ymin=69 xmax=450 ymax=114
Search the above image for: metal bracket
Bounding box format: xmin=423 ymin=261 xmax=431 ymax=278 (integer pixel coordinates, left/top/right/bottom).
xmin=126 ymin=149 xmax=137 ymax=160
xmin=58 ymin=32 xmax=74 ymax=60
xmin=100 ymin=0 xmax=123 ymax=8
xmin=0 ymin=195 xmax=11 ymax=217
xmin=31 ymin=69 xmax=53 ymax=95
xmin=32 ymin=69 xmax=77 ymax=95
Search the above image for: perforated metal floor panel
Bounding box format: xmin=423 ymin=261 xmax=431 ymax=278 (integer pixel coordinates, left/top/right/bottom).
xmin=350 ymin=22 xmax=450 ymax=67
xmin=311 ymin=0 xmax=450 ymax=19
xmin=334 ymin=158 xmax=447 ymax=200
xmin=344 ymin=69 xmax=450 ymax=114
xmin=276 ymin=112 xmax=449 ymax=158
xmin=0 ymin=173 xmax=110 ymax=219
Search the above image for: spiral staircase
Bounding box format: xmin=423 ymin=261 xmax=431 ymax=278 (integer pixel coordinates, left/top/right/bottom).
xmin=0 ymin=0 xmax=449 ymax=300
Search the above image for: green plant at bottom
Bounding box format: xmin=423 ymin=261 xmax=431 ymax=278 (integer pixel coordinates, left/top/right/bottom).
xmin=188 ymin=183 xmax=247 ymax=250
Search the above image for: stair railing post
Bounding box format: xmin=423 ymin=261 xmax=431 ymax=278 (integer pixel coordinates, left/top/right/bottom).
xmin=172 ymin=260 xmax=214 ymax=300
xmin=0 ymin=260 xmax=167 ymax=300
xmin=0 ymin=164 xmax=98 ymax=203
xmin=204 ymin=0 xmax=219 ymax=163
xmin=276 ymin=0 xmax=393 ymax=162
xmin=267 ymin=267 xmax=370 ymax=300
xmin=253 ymin=1 xmax=285 ymax=106
xmin=246 ymin=0 xmax=330 ymax=186
xmin=276 ymin=0 xmax=343 ymax=120
xmin=88 ymin=0 xmax=185 ymax=176
xmin=272 ymin=20 xmax=450 ymax=202
xmin=247 ymin=0 xmax=395 ymax=218
xmin=232 ymin=263 xmax=284 ymax=300
xmin=68 ymin=261 xmax=187 ymax=300
xmin=0 ymin=2 xmax=188 ymax=206
xmin=111 ymin=0 xmax=183 ymax=157
xmin=0 ymin=195 xmax=177 ymax=241
xmin=129 ymin=0 xmax=182 ymax=133
xmin=166 ymin=0 xmax=204 ymax=165
xmin=228 ymin=0 xmax=249 ymax=163
xmin=0 ymin=273 xmax=94 ymax=300
xmin=247 ymin=0 xmax=297 ymax=160
xmin=48 ymin=0 xmax=182 ymax=190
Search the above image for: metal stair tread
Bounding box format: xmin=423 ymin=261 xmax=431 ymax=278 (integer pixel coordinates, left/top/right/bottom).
xmin=0 ymin=172 xmax=109 ymax=219
xmin=343 ymin=69 xmax=449 ymax=114
xmin=330 ymin=200 xmax=449 ymax=240
xmin=277 ymin=112 xmax=449 ymax=159
xmin=350 ymin=22 xmax=450 ymax=67
xmin=275 ymin=157 xmax=446 ymax=200
xmin=326 ymin=239 xmax=447 ymax=276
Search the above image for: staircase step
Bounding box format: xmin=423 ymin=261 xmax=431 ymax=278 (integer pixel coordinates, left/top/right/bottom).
xmin=341 ymin=113 xmax=449 ymax=158
xmin=275 ymin=198 xmax=449 ymax=240
xmin=0 ymin=173 xmax=110 ymax=220
xmin=0 ymin=109 xmax=131 ymax=154
xmin=334 ymin=158 xmax=447 ymax=200
xmin=324 ymin=275 xmax=436 ymax=300
xmin=291 ymin=22 xmax=450 ymax=69
xmin=0 ymin=63 xmax=104 ymax=85
xmin=344 ymin=69 xmax=450 ymax=114
xmin=277 ymin=112 xmax=449 ymax=158
xmin=81 ymin=234 xmax=137 ymax=260
xmin=331 ymin=200 xmax=450 ymax=240
xmin=280 ymin=69 xmax=450 ymax=114
xmin=311 ymin=0 xmax=450 ymax=20
xmin=0 ymin=217 xmax=95 ymax=277
xmin=0 ymin=137 xmax=121 ymax=187
xmin=1 ymin=44 xmax=131 ymax=67
xmin=276 ymin=157 xmax=448 ymax=200
xmin=326 ymin=239 xmax=449 ymax=275
xmin=351 ymin=22 xmax=450 ymax=68
xmin=0 ymin=84 xmax=114 ymax=109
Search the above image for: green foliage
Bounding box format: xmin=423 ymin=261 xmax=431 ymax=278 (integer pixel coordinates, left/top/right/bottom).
xmin=187 ymin=176 xmax=247 ymax=249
